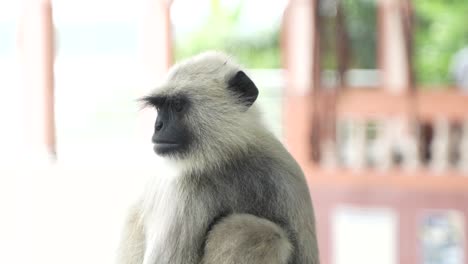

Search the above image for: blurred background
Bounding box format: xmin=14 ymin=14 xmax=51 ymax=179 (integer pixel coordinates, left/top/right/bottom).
xmin=0 ymin=0 xmax=467 ymax=263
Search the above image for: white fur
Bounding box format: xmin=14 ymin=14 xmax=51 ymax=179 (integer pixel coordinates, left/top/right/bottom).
xmin=140 ymin=159 xmax=185 ymax=264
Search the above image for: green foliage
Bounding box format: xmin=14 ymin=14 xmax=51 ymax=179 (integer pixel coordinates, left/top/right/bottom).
xmin=341 ymin=0 xmax=378 ymax=69
xmin=319 ymin=0 xmax=378 ymax=70
xmin=413 ymin=0 xmax=468 ymax=85
xmin=174 ymin=0 xmax=281 ymax=68
xmin=174 ymin=0 xmax=468 ymax=86
xmin=310 ymin=0 xmax=377 ymax=69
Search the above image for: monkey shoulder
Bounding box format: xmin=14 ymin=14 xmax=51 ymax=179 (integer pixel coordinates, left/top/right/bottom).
xmin=182 ymin=150 xmax=305 ymax=222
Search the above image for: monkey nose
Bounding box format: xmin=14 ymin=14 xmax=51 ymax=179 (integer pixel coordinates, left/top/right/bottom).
xmin=155 ymin=121 xmax=163 ymax=131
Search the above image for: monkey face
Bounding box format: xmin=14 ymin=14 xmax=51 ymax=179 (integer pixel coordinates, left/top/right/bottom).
xmin=140 ymin=52 xmax=261 ymax=163
xmin=148 ymin=95 xmax=192 ymax=156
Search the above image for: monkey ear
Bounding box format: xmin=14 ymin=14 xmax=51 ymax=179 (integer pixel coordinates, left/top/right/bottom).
xmin=227 ymin=71 xmax=259 ymax=107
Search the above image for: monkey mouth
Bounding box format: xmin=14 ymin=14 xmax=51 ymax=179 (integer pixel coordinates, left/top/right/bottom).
xmin=153 ymin=141 xmax=180 ymax=154
xmin=154 ymin=140 xmax=179 ymax=145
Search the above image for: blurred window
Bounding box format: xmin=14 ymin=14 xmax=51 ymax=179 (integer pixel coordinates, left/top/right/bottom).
xmin=333 ymin=206 xmax=397 ymax=264
xmin=56 ymin=22 xmax=137 ymax=56
xmin=53 ymin=0 xmax=148 ymax=163
xmin=0 ymin=1 xmax=22 ymax=161
xmin=0 ymin=21 xmax=15 ymax=57
xmin=420 ymin=210 xmax=465 ymax=264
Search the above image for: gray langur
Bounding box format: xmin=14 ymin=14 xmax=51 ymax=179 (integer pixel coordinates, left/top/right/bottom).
xmin=117 ymin=52 xmax=320 ymax=264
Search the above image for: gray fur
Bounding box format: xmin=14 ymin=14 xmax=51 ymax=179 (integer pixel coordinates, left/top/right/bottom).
xmin=117 ymin=51 xmax=319 ymax=264
xmin=201 ymin=214 xmax=292 ymax=264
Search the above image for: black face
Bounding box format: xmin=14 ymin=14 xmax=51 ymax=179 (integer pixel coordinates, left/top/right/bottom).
xmin=139 ymin=70 xmax=257 ymax=157
xmin=141 ymin=94 xmax=192 ymax=156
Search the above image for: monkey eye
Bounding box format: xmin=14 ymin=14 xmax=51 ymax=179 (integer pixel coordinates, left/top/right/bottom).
xmin=173 ymin=99 xmax=184 ymax=112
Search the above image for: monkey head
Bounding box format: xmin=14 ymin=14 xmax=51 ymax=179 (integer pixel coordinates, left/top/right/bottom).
xmin=140 ymin=52 xmax=262 ymax=166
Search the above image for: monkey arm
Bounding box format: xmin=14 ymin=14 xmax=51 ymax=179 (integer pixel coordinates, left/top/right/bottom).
xmin=116 ymin=203 xmax=146 ymax=264
xmin=200 ymin=214 xmax=292 ymax=264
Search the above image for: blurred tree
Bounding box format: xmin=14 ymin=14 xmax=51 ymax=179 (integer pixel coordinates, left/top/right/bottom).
xmin=413 ymin=0 xmax=468 ymax=86
xmin=173 ymin=0 xmax=281 ymax=68
xmin=174 ymin=0 xmax=468 ymax=86
xmin=341 ymin=0 xmax=377 ymax=69
xmin=319 ymin=0 xmax=377 ymax=75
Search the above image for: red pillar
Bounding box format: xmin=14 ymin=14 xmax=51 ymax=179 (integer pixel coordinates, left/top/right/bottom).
xmin=18 ymin=0 xmax=56 ymax=161
xmin=138 ymin=0 xmax=173 ymax=84
xmin=281 ymin=0 xmax=318 ymax=167
xmin=378 ymin=0 xmax=410 ymax=93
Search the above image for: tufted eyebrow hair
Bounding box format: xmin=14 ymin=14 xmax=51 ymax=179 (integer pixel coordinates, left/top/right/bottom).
xmin=138 ymin=95 xmax=167 ymax=109
xmin=138 ymin=93 xmax=190 ymax=109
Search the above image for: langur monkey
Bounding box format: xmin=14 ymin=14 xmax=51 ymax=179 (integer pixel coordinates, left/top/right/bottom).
xmin=117 ymin=52 xmax=319 ymax=264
